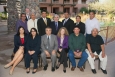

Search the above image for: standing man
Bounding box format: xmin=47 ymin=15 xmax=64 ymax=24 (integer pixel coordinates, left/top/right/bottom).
xmin=16 ymin=13 xmax=28 ymax=34
xmin=62 ymin=12 xmax=74 ymax=34
xmin=41 ymin=27 xmax=58 ymax=72
xmin=25 ymin=8 xmax=30 ymax=21
xmin=27 ymin=12 xmax=38 ymax=32
xmin=86 ymin=28 xmax=107 ymax=74
xmin=37 ymin=10 xmax=51 ymax=36
xmin=74 ymin=15 xmax=85 ymax=35
xmin=85 ymin=11 xmax=100 ymax=35
xmin=68 ymin=26 xmax=88 ymax=72
xmin=50 ymin=14 xmax=62 ymax=35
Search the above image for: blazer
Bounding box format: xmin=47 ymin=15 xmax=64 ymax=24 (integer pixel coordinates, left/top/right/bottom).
xmin=26 ymin=35 xmax=41 ymax=55
xmin=57 ymin=35 xmax=69 ymax=49
xmin=50 ymin=21 xmax=63 ymax=35
xmin=41 ymin=34 xmax=58 ymax=52
xmin=62 ymin=18 xmax=74 ymax=34
xmin=74 ymin=22 xmax=85 ymax=35
xmin=37 ymin=17 xmax=51 ymax=36
xmin=13 ymin=34 xmax=28 ymax=54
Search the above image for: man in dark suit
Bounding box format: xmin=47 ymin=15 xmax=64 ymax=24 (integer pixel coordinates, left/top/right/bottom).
xmin=37 ymin=10 xmax=51 ymax=36
xmin=50 ymin=14 xmax=62 ymax=35
xmin=62 ymin=12 xmax=74 ymax=34
xmin=25 ymin=8 xmax=30 ymax=21
xmin=74 ymin=15 xmax=85 ymax=35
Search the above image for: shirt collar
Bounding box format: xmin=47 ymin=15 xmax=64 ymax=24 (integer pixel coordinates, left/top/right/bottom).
xmin=65 ymin=18 xmax=69 ymax=21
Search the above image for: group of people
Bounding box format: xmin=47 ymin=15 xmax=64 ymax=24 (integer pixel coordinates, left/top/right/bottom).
xmin=4 ymin=9 xmax=107 ymax=75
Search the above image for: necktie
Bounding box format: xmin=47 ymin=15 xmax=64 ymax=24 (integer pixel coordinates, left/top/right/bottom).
xmin=44 ymin=18 xmax=47 ymax=25
xmin=63 ymin=19 xmax=67 ymax=25
xmin=55 ymin=22 xmax=58 ymax=30
xmin=47 ymin=36 xmax=50 ymax=49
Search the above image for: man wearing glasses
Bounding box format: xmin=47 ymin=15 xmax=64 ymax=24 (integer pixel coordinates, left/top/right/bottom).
xmin=16 ymin=13 xmax=29 ymax=34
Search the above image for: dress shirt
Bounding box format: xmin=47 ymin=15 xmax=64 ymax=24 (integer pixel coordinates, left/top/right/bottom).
xmin=16 ymin=19 xmax=28 ymax=33
xmin=85 ymin=17 xmax=100 ymax=34
xmin=27 ymin=19 xmax=38 ymax=32
xmin=63 ymin=18 xmax=69 ymax=25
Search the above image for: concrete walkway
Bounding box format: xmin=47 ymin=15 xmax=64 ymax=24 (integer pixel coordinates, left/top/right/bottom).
xmin=0 ymin=40 xmax=115 ymax=77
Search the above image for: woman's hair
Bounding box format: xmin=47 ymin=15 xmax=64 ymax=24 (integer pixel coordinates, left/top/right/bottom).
xmin=30 ymin=28 xmax=38 ymax=37
xmin=16 ymin=26 xmax=26 ymax=35
xmin=57 ymin=27 xmax=69 ymax=37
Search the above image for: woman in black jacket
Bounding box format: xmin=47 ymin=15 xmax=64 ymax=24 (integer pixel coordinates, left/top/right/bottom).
xmin=25 ymin=28 xmax=41 ymax=74
xmin=4 ymin=26 xmax=28 ymax=75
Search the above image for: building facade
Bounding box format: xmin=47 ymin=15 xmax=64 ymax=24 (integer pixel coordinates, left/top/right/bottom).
xmin=39 ymin=0 xmax=95 ymax=14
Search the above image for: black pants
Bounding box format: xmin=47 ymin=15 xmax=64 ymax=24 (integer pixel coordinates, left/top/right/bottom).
xmin=58 ymin=48 xmax=68 ymax=67
xmin=25 ymin=53 xmax=38 ymax=69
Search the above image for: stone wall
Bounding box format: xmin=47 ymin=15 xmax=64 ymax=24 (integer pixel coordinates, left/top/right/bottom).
xmin=7 ymin=0 xmax=19 ymax=32
xmin=7 ymin=0 xmax=41 ymax=32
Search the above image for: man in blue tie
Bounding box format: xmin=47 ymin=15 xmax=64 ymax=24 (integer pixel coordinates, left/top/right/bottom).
xmin=50 ymin=14 xmax=63 ymax=35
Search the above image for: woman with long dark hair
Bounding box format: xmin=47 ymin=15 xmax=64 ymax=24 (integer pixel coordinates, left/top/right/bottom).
xmin=4 ymin=26 xmax=28 ymax=75
xmin=25 ymin=28 xmax=41 ymax=74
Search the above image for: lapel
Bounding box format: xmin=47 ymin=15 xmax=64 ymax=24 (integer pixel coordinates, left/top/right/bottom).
xmin=41 ymin=18 xmax=47 ymax=26
xmin=62 ymin=35 xmax=66 ymax=46
xmin=59 ymin=35 xmax=66 ymax=47
xmin=64 ymin=18 xmax=69 ymax=26
xmin=53 ymin=21 xmax=56 ymax=30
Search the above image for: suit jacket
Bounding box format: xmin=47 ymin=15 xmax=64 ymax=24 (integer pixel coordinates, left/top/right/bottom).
xmin=13 ymin=34 xmax=28 ymax=54
xmin=37 ymin=17 xmax=51 ymax=36
xmin=62 ymin=18 xmax=74 ymax=34
xmin=74 ymin=22 xmax=85 ymax=35
xmin=41 ymin=34 xmax=58 ymax=52
xmin=50 ymin=21 xmax=62 ymax=35
xmin=26 ymin=35 xmax=41 ymax=55
xmin=57 ymin=35 xmax=69 ymax=49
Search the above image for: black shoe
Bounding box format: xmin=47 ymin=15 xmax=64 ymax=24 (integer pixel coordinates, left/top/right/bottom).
xmin=101 ymin=68 xmax=107 ymax=74
xmin=32 ymin=69 xmax=37 ymax=74
xmin=56 ymin=66 xmax=59 ymax=69
xmin=52 ymin=67 xmax=55 ymax=72
xmin=26 ymin=68 xmax=30 ymax=74
xmin=63 ymin=67 xmax=66 ymax=73
xmin=91 ymin=69 xmax=97 ymax=74
xmin=43 ymin=64 xmax=48 ymax=71
xmin=63 ymin=69 xmax=66 ymax=73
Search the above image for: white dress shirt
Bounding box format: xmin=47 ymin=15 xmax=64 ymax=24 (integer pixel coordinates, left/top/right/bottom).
xmin=85 ymin=17 xmax=100 ymax=34
xmin=27 ymin=19 xmax=38 ymax=32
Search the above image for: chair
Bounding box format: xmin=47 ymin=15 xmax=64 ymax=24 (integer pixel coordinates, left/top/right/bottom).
xmin=68 ymin=56 xmax=86 ymax=69
xmin=40 ymin=53 xmax=60 ymax=67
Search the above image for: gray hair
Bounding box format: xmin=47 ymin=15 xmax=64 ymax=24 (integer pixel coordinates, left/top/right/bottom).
xmin=91 ymin=28 xmax=98 ymax=33
xmin=30 ymin=12 xmax=36 ymax=16
xmin=53 ymin=14 xmax=59 ymax=19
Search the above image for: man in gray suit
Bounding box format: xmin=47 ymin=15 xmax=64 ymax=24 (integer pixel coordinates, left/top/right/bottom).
xmin=41 ymin=27 xmax=58 ymax=72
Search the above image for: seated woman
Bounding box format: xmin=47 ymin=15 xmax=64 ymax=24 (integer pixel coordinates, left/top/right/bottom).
xmin=25 ymin=28 xmax=41 ymax=74
xmin=4 ymin=26 xmax=28 ymax=75
xmin=56 ymin=27 xmax=69 ymax=73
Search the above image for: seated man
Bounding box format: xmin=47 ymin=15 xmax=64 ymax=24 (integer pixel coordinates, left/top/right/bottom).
xmin=86 ymin=28 xmax=107 ymax=74
xmin=68 ymin=26 xmax=88 ymax=72
xmin=41 ymin=27 xmax=58 ymax=72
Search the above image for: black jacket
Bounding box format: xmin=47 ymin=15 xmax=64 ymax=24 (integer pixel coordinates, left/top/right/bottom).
xmin=62 ymin=18 xmax=74 ymax=34
xmin=13 ymin=34 xmax=28 ymax=54
xmin=37 ymin=17 xmax=51 ymax=36
xmin=50 ymin=21 xmax=62 ymax=35
xmin=74 ymin=22 xmax=85 ymax=35
xmin=26 ymin=35 xmax=41 ymax=55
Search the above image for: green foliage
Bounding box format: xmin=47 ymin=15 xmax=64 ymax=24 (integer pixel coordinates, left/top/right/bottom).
xmin=0 ymin=11 xmax=7 ymax=20
xmin=79 ymin=7 xmax=88 ymax=14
